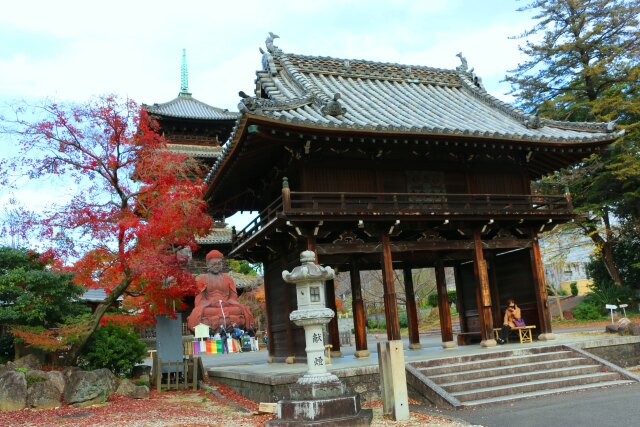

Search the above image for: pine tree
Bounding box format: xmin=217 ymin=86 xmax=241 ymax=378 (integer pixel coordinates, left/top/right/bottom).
xmin=507 ymin=0 xmax=640 ymax=287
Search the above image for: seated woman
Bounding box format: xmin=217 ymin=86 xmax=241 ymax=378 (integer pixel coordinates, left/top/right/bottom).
xmin=497 ymin=298 xmax=522 ymax=345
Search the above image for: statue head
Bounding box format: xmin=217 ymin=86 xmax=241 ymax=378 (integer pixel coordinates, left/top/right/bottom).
xmin=205 ymin=250 xmax=224 ymax=274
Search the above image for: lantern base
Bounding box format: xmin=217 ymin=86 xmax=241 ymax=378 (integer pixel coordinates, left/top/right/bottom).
xmin=266 ymin=393 xmax=373 ymax=426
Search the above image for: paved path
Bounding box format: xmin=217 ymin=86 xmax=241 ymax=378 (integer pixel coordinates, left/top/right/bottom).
xmin=419 ymin=382 xmax=640 ymax=427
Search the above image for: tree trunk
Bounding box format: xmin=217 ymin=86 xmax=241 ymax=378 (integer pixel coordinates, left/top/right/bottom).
xmin=546 ymin=283 xmax=564 ymax=321
xmin=64 ymin=278 xmax=131 ymax=365
xmin=576 ymin=217 xmax=623 ymax=287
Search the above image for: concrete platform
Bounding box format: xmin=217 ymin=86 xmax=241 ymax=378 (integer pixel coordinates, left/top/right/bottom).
xmin=200 ymin=331 xmax=640 ymax=404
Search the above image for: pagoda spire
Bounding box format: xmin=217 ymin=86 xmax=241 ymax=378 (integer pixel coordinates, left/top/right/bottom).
xmin=180 ymin=48 xmax=191 ymax=97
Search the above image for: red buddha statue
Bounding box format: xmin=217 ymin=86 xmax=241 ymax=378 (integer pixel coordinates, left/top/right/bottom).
xmin=186 ymin=250 xmax=255 ymax=331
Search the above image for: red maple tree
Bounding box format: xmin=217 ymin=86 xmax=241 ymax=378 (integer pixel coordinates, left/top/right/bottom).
xmin=1 ymin=95 xmax=212 ymax=363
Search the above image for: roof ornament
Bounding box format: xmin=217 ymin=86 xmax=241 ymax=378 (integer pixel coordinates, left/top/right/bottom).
xmin=180 ymin=48 xmax=191 ymax=97
xmin=321 ymin=93 xmax=347 ymax=117
xmin=343 ymin=60 xmax=351 ymax=71
xmin=456 ymin=52 xmax=468 ymax=72
xmin=238 ymin=90 xmax=259 ymax=113
xmin=266 ymin=32 xmax=280 ymax=53
xmin=525 ymin=111 xmax=541 ymax=129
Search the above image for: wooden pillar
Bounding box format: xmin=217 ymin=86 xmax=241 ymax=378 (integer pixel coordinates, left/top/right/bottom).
xmin=325 ymin=278 xmax=342 ymax=357
xmin=403 ymin=266 xmax=421 ymax=349
xmin=435 ymin=262 xmax=455 ymax=348
xmin=530 ymin=229 xmax=555 ymax=340
xmin=381 ymin=233 xmax=401 ymax=341
xmin=283 ymin=262 xmax=296 ymax=363
xmin=263 ymin=266 xmax=275 ymax=362
xmin=453 ymin=262 xmax=468 ymax=335
xmin=350 ymin=260 xmax=370 ymax=358
xmin=487 ymin=254 xmax=502 ymax=327
xmin=472 ymin=229 xmax=496 ymax=347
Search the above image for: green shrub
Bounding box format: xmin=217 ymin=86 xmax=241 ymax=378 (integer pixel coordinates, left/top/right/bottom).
xmin=558 ymin=289 xmax=569 ymax=296
xmin=426 ymin=290 xmax=457 ymax=308
xmin=26 ymin=375 xmax=46 ymax=387
xmin=0 ymin=333 xmax=14 ymax=363
xmin=573 ymin=301 xmax=602 ymax=320
xmin=570 ymin=282 xmax=579 ymax=296
xmin=399 ymin=312 xmax=408 ymax=328
xmin=79 ymin=324 xmax=147 ymax=377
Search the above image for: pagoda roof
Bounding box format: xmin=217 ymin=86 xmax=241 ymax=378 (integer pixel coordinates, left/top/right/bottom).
xmin=230 ymin=34 xmax=620 ymax=143
xmin=196 ymin=225 xmax=232 ymax=245
xmin=144 ymin=93 xmax=240 ymax=121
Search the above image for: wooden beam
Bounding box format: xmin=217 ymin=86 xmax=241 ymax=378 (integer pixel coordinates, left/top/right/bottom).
xmin=453 ymin=262 xmax=468 ymax=335
xmin=403 ymin=265 xmax=421 ymax=349
xmin=316 ymin=239 xmax=531 ymax=255
xmin=530 ymin=229 xmax=553 ymax=337
xmin=263 ymin=264 xmax=276 ymax=360
xmin=472 ymin=229 xmax=496 ymax=346
xmin=350 ymin=261 xmax=369 ymax=356
xmin=381 ymin=233 xmax=401 ymax=341
xmin=435 ymin=262 xmax=454 ymax=345
xmin=325 ymin=278 xmax=342 ymax=356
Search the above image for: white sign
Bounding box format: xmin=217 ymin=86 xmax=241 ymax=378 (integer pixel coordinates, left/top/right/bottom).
xmin=619 ymin=304 xmax=628 ymax=308
xmin=605 ymin=304 xmax=618 ymax=310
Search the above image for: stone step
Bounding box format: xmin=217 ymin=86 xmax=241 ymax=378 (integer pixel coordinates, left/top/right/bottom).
xmin=452 ymin=372 xmax=622 ymax=402
xmin=440 ymin=364 xmax=604 ymax=393
xmin=426 ymin=357 xmax=590 ymax=383
xmin=419 ymin=351 xmax=575 ymax=376
xmin=461 ymin=380 xmax=634 ymax=407
xmin=411 ymin=345 xmax=566 ymax=368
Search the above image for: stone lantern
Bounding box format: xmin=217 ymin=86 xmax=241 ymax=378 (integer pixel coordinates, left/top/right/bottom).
xmin=267 ymin=250 xmax=372 ymax=426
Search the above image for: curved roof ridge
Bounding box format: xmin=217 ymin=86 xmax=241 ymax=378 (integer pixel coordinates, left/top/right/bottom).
xmin=145 ymin=93 xmax=240 ymax=121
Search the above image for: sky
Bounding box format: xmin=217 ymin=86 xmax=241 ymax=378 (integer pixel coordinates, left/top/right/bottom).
xmin=0 ymin=0 xmax=537 ymax=235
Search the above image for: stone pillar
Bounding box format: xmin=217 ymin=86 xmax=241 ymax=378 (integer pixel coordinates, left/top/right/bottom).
xmin=472 ymin=229 xmax=496 ymax=347
xmin=530 ymin=230 xmax=555 ymax=340
xmin=435 ymin=262 xmax=455 ymax=349
xmin=378 ymin=233 xmax=409 ymax=421
xmin=268 ymin=251 xmax=372 ymax=426
xmin=380 ymin=233 xmax=401 ymax=341
xmin=283 ymin=259 xmax=296 ymax=364
xmin=403 ymin=266 xmax=421 ymax=350
xmin=350 ymin=261 xmax=370 ymax=358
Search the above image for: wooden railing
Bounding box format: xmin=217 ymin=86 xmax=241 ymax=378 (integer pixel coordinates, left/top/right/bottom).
xmin=286 ymin=192 xmax=570 ymax=214
xmin=231 ymin=191 xmax=571 ymax=249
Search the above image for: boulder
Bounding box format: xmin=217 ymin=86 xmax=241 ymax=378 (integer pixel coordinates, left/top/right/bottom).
xmin=27 ymin=379 xmax=62 ymax=409
xmin=0 ymin=370 xmax=27 ymax=411
xmin=46 ymin=371 xmax=66 ymax=394
xmin=14 ymin=354 xmax=42 ymax=371
xmin=64 ymin=368 xmax=117 ymax=406
xmin=605 ymin=324 xmax=618 ymax=334
xmin=136 ymin=374 xmax=150 ymax=385
xmin=131 ymin=365 xmax=151 ymax=378
xmin=0 ymin=361 xmax=15 ymax=376
xmin=617 ymin=318 xmax=632 ymax=335
xmin=629 ymin=323 xmax=640 ymax=336
xmin=116 ymin=378 xmax=149 ymax=399
xmin=27 ymin=369 xmax=48 ymax=381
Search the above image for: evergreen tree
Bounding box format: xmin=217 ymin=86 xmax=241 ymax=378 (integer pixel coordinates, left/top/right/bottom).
xmin=507 ymin=0 xmax=640 ymax=287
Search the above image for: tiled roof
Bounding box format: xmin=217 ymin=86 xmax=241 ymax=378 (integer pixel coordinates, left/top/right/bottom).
xmin=196 ymin=226 xmax=232 ymax=244
xmin=229 ymin=272 xmax=263 ymax=289
xmin=81 ymin=288 xmax=123 ymax=302
xmin=235 ymin=34 xmax=620 ymax=143
xmin=167 ymin=143 xmax=222 ymax=159
xmin=206 ymin=34 xmax=622 ymax=186
xmin=145 ymin=93 xmax=240 ymax=121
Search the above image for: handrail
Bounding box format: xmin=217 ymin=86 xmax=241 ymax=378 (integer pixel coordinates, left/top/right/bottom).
xmin=231 ymin=192 xmax=571 ymax=249
xmin=234 ymin=195 xmax=283 ymax=246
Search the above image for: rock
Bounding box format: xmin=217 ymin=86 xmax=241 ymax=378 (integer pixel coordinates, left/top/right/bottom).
xmin=136 ymin=374 xmax=150 ymax=385
xmin=605 ymin=324 xmax=618 ymax=333
xmin=27 ymin=369 xmax=48 ymax=381
xmin=27 ymin=379 xmax=62 ymax=409
xmin=46 ymin=371 xmax=65 ymax=394
xmin=116 ymin=378 xmax=149 ymax=399
xmin=14 ymin=354 xmax=42 ymax=371
xmin=64 ymin=368 xmax=117 ymax=405
xmin=131 ymin=365 xmax=151 ymax=378
xmin=0 ymin=362 xmax=15 ymax=376
xmin=0 ymin=370 xmax=27 ymax=411
xmin=618 ymin=317 xmax=632 ymax=335
xmin=629 ymin=323 xmax=640 ymax=336
xmin=562 ymin=311 xmax=574 ymax=320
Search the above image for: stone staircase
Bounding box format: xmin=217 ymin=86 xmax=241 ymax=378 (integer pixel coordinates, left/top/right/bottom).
xmin=406 ymin=345 xmax=639 ymax=409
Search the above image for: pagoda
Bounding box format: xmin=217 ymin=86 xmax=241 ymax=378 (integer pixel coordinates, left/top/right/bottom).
xmin=204 ymin=34 xmax=622 ymax=361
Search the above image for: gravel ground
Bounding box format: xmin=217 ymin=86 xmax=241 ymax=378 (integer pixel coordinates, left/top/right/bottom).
xmin=0 ymin=382 xmax=472 ymax=426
